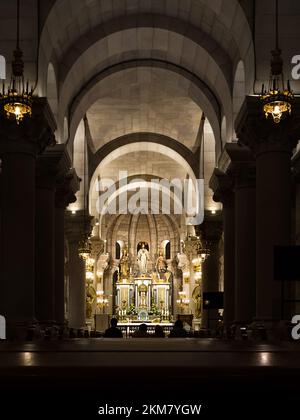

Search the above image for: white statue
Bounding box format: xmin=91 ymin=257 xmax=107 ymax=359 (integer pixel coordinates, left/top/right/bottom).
xmin=137 ymin=243 xmax=149 ymax=275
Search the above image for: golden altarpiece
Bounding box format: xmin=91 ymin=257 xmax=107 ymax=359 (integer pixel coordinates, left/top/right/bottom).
xmin=115 ymin=243 xmax=173 ymax=322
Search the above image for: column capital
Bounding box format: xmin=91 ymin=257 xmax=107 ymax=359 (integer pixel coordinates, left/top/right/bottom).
xmin=42 ymin=144 xmax=81 ymax=208
xmin=0 ymin=97 xmax=56 ymax=155
xmin=209 ymin=168 xmax=234 ymax=205
xmin=37 ymin=144 xmax=68 ymax=189
xmin=65 ymin=210 xmax=93 ymax=243
xmin=218 ymin=143 xmax=255 ymax=189
xmin=90 ymin=236 xmax=104 ymax=259
xmin=56 ymin=169 xmax=80 ymax=209
xmin=235 ymin=95 xmax=300 ymax=156
xmin=197 ymin=220 xmax=222 ymax=245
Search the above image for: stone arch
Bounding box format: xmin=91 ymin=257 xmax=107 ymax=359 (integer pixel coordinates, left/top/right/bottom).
xmin=39 ymin=0 xmax=254 ymax=97
xmin=89 ymin=132 xmax=199 ymax=180
xmin=67 ymin=59 xmax=222 ymax=159
xmin=233 ymin=60 xmax=246 ymax=139
xmin=46 ymin=63 xmax=58 ymax=125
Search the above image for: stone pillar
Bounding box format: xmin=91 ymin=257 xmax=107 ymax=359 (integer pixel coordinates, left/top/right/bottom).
xmin=35 ymin=158 xmax=56 ymax=326
xmin=54 ymin=169 xmax=79 ymax=326
xmin=292 ymin=151 xmax=300 ymax=315
xmin=0 ymin=99 xmax=55 ymax=338
xmin=209 ymin=170 xmax=235 ymax=328
xmin=220 ymin=144 xmax=256 ymax=325
xmin=65 ymin=212 xmax=92 ymax=329
xmin=234 ymin=165 xmax=256 ymax=324
xmin=36 ymin=146 xmax=79 ymax=328
xmin=200 ymin=220 xmax=222 ymax=330
xmin=236 ymin=96 xmax=300 ymax=323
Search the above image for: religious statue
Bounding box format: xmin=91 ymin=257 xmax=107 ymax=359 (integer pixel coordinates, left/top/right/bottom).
xmin=138 ymin=284 xmax=148 ymax=308
xmin=192 ymin=285 xmax=201 ymax=319
xmin=119 ymin=247 xmax=130 ymax=278
xmin=156 ymin=249 xmax=167 ymax=273
xmin=86 ymin=283 xmax=97 ymax=319
xmin=137 ymin=243 xmax=149 ymax=275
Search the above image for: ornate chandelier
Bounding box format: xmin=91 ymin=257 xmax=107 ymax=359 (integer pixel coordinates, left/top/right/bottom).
xmin=0 ymin=0 xmax=33 ymax=124
xmin=260 ymin=0 xmax=293 ymax=124
xmin=260 ymin=50 xmax=293 ymax=124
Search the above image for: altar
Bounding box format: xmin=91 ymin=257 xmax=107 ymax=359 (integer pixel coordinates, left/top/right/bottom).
xmin=115 ymin=244 xmax=173 ymax=321
xmin=116 ymin=273 xmax=172 ymax=321
xmin=117 ymin=322 xmax=174 ymax=337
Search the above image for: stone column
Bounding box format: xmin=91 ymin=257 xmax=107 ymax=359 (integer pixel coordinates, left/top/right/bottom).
xmin=36 ymin=146 xmax=79 ymax=329
xmin=236 ymin=96 xmax=300 ymax=323
xmin=209 ymin=169 xmax=235 ymax=328
xmin=220 ymin=144 xmax=256 ymax=325
xmin=199 ymin=220 xmax=222 ymax=330
xmin=65 ymin=212 xmax=92 ymax=329
xmin=35 ymin=156 xmax=56 ymax=326
xmin=55 ymin=168 xmax=79 ymax=326
xmin=0 ymin=99 xmax=55 ymax=338
xmin=292 ymin=151 xmax=300 ymax=315
xmin=234 ymin=165 xmax=256 ymax=324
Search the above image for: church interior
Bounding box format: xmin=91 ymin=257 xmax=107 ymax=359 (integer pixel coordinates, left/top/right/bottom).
xmin=0 ymin=0 xmax=300 ymax=416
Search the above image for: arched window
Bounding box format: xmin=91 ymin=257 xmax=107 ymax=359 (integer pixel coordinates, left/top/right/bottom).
xmin=161 ymin=240 xmax=171 ymax=259
xmin=115 ymin=242 xmax=121 ymax=259
xmin=165 ymin=241 xmax=171 ymax=259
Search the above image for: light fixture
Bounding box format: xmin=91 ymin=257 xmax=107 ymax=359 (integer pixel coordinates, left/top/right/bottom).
xmin=176 ymin=291 xmax=190 ymax=313
xmin=96 ymin=290 xmax=109 ymax=311
xmin=260 ymin=0 xmax=293 ymax=124
xmin=78 ymin=233 xmax=92 ymax=260
xmin=0 ymin=0 xmax=33 ymax=124
xmin=71 ymin=210 xmax=76 ymax=215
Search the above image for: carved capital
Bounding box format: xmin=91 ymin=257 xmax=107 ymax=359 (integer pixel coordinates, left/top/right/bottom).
xmin=65 ymin=210 xmax=93 ymax=243
xmin=209 ymin=168 xmax=234 ymax=205
xmin=56 ymin=168 xmax=80 ymax=209
xmin=219 ymin=143 xmax=256 ymax=189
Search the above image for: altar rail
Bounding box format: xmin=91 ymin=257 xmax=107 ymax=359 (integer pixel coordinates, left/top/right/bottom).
xmin=117 ymin=323 xmax=173 ymax=337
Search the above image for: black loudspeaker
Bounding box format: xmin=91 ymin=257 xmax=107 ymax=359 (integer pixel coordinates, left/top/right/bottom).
xmin=274 ymin=246 xmax=300 ymax=281
xmin=203 ymin=292 xmax=224 ymax=309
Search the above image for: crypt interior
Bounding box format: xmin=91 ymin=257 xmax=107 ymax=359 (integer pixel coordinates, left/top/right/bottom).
xmin=0 ymin=0 xmax=300 ymax=412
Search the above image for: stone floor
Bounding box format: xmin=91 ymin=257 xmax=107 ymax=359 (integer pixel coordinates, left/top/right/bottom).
xmin=0 ymin=338 xmax=299 ymax=418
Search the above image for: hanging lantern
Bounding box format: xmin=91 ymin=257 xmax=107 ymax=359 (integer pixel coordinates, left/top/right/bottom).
xmin=260 ymin=49 xmax=293 ymax=124
xmin=0 ymin=1 xmax=33 ymax=124
xmin=260 ymin=0 xmax=293 ymax=124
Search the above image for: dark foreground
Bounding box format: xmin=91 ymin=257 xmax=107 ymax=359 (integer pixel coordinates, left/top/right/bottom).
xmin=0 ymin=338 xmax=299 ymax=418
